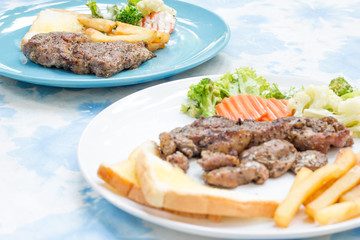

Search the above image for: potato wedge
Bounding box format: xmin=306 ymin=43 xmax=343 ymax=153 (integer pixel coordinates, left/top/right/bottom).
xmin=153 ymin=31 xmax=170 ymax=44
xmin=115 ymin=21 xmax=156 ymax=35
xmin=148 ymin=42 xmax=165 ymax=52
xmin=78 ymin=16 xmax=116 ymax=33
xmin=313 ymin=199 xmax=360 ymax=225
xmin=86 ymin=28 xmax=156 ymax=43
xmin=306 ymin=165 xmax=360 ymax=217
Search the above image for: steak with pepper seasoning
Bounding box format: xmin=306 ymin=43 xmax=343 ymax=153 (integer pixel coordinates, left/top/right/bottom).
xmin=22 ymin=32 xmax=156 ymax=77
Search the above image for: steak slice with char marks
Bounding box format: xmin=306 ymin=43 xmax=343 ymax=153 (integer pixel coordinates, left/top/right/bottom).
xmin=291 ymin=150 xmax=328 ymax=174
xmin=240 ymin=139 xmax=297 ymax=178
xmin=198 ymin=150 xmax=240 ymax=172
xmin=284 ymin=116 xmax=353 ymax=153
xmin=22 ymin=32 xmax=156 ymax=77
xmin=203 ymin=161 xmax=269 ymax=188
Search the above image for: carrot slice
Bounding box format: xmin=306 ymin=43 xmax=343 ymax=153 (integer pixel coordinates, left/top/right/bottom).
xmin=216 ymin=94 xmax=292 ymax=122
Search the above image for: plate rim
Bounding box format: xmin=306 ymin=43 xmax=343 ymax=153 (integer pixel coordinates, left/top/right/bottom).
xmin=78 ymin=74 xmax=360 ymax=239
xmin=0 ymin=0 xmax=230 ymax=88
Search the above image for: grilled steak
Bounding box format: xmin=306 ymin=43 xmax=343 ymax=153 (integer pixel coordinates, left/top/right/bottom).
xmin=203 ymin=161 xmax=269 ymax=188
xmin=198 ymin=150 xmax=240 ymax=172
xmin=159 ymin=116 xmax=252 ymax=158
xmin=284 ymin=116 xmax=353 ymax=153
xmin=291 ymin=150 xmax=328 ymax=174
xmin=22 ymin=32 xmax=156 ymax=77
xmin=166 ymin=151 xmax=189 ymax=172
xmin=158 ymin=115 xmax=353 ymax=187
xmin=239 ymin=139 xmax=297 ymax=178
xmin=239 ymin=118 xmax=292 ymax=147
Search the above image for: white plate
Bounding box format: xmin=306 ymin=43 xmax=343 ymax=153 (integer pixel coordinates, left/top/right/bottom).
xmin=78 ymin=75 xmax=360 ymax=239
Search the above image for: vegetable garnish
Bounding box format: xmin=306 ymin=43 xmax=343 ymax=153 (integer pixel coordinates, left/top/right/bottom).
xmin=288 ymin=78 xmax=360 ymax=137
xmin=107 ymin=4 xmax=143 ymax=25
xmin=86 ymin=0 xmax=104 ymax=18
xmin=216 ymin=94 xmax=291 ymax=121
xmin=181 ymin=67 xmax=295 ymax=119
xmin=86 ymin=0 xmax=143 ymax=26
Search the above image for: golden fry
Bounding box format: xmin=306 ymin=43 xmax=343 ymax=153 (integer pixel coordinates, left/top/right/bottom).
xmin=153 ymin=31 xmax=170 ymax=44
xmin=115 ymin=21 xmax=155 ymax=35
xmin=313 ymin=199 xmax=360 ymax=225
xmin=78 ymin=16 xmax=116 ymax=33
xmin=147 ymin=42 xmax=165 ymax=52
xmin=340 ymin=184 xmax=360 ymax=202
xmin=85 ymin=28 xmax=156 ymax=44
xmin=289 ymin=167 xmax=313 ymax=193
xmin=274 ymin=163 xmax=340 ymax=228
xmin=306 ymin=165 xmax=360 ymax=217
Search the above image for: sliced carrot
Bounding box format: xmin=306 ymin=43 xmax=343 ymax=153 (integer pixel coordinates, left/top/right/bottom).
xmin=216 ymin=94 xmax=292 ymax=122
xmin=268 ymin=98 xmax=292 ymax=117
xmin=215 ymin=101 xmax=235 ymax=120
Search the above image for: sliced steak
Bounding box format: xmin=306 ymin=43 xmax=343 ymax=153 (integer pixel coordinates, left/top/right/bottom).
xmin=240 ymin=139 xmax=297 ymax=178
xmin=203 ymin=161 xmax=269 ymax=188
xmin=291 ymin=150 xmax=328 ymax=174
xmin=239 ymin=118 xmax=292 ymax=147
xmin=197 ymin=150 xmax=240 ymax=172
xmin=160 ymin=116 xmax=251 ymax=158
xmin=22 ymin=32 xmax=156 ymax=77
xmin=285 ymin=116 xmax=353 ymax=153
xmin=166 ymin=151 xmax=189 ymax=172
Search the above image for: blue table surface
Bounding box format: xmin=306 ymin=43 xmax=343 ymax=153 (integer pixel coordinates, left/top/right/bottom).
xmin=1 ymin=0 xmax=360 ymax=239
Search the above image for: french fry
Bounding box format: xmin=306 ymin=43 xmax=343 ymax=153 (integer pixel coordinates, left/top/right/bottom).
xmin=340 ymin=184 xmax=360 ymax=202
xmin=335 ymin=148 xmax=357 ymax=172
xmin=274 ymin=148 xmax=357 ymax=228
xmin=306 ymin=165 xmax=360 ymax=217
xmin=85 ymin=28 xmax=156 ymax=44
xmin=304 ymin=148 xmax=358 ymax=205
xmin=303 ymin=179 xmax=337 ymax=205
xmin=78 ymin=16 xmax=116 ymax=33
xmin=148 ymin=42 xmax=165 ymax=52
xmin=289 ymin=167 xmax=313 ymax=193
xmin=153 ymin=31 xmax=170 ymax=44
xmin=274 ymin=163 xmax=340 ymax=227
xmin=313 ymin=199 xmax=360 ymax=225
xmin=115 ymin=21 xmax=156 ymax=35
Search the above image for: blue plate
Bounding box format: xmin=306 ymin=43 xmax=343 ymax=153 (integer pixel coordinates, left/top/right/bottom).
xmin=0 ymin=0 xmax=230 ymax=88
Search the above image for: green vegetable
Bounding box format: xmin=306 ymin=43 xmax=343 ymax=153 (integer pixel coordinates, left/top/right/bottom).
xmin=86 ymin=0 xmax=143 ymax=26
xmin=288 ymin=84 xmax=360 ymax=137
xmin=181 ymin=67 xmax=293 ymax=118
xmin=329 ymin=77 xmax=353 ymax=97
xmin=341 ymin=89 xmax=360 ymax=100
xmin=86 ymin=0 xmax=104 ymax=18
xmin=181 ymin=78 xmax=222 ymax=118
xmin=127 ymin=0 xmax=142 ymax=6
xmin=110 ymin=5 xmax=143 ymax=25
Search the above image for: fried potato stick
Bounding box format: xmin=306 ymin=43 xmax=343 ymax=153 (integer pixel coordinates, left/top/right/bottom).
xmin=306 ymin=165 xmax=360 ymax=217
xmin=313 ymin=199 xmax=360 ymax=225
xmin=274 ymin=148 xmax=357 ymax=228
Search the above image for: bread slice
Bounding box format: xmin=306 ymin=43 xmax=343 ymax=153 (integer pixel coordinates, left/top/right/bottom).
xmin=21 ymin=9 xmax=86 ymax=49
xmin=135 ymin=141 xmax=279 ymax=218
xmin=97 ymin=144 xmax=222 ymax=221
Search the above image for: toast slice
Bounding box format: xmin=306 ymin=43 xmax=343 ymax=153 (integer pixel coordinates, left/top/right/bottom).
xmin=134 ymin=141 xmax=279 ymax=218
xmin=21 ymin=9 xmax=86 ymax=49
xmin=97 ymin=143 xmax=222 ymax=221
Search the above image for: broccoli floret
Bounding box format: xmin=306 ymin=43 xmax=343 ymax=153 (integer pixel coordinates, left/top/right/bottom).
xmin=108 ymin=5 xmax=143 ymax=25
xmin=86 ymin=0 xmax=104 ymax=18
xmin=329 ymin=77 xmax=353 ymax=97
xmin=181 ymin=78 xmax=222 ymax=118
